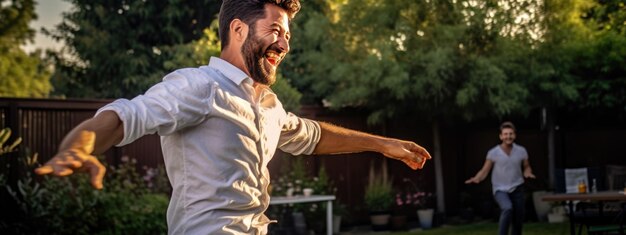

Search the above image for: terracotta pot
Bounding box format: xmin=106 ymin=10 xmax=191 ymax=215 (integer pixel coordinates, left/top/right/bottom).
xmin=369 ymin=212 xmax=390 ymax=231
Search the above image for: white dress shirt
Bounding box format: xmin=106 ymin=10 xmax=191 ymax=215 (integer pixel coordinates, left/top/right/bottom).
xmin=96 ymin=57 xmax=321 ymax=234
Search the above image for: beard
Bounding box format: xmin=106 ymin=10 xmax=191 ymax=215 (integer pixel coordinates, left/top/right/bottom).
xmin=241 ymin=28 xmax=277 ymax=86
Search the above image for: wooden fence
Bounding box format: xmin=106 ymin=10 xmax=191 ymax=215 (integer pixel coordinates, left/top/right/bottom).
xmin=3 ymin=97 xmax=626 ymax=226
xmin=0 ymin=98 xmax=164 ymax=169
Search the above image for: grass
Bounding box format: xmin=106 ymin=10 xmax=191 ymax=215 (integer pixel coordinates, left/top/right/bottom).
xmin=390 ymin=221 xmax=583 ymax=235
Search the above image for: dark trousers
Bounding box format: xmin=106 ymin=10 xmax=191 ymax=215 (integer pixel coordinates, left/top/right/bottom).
xmin=494 ymin=185 xmax=525 ymax=235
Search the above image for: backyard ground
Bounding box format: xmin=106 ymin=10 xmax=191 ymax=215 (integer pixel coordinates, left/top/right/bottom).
xmin=341 ymin=221 xmax=578 ymax=235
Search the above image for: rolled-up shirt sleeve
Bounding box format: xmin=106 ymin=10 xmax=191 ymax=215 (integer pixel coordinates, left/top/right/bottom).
xmin=277 ymin=112 xmax=321 ymax=155
xmin=95 ymin=69 xmax=216 ymax=146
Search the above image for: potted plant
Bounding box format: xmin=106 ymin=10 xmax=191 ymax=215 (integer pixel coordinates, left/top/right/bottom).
xmin=547 ymin=203 xmax=567 ymax=223
xmin=332 ymin=201 xmax=348 ymax=233
xmin=364 ymin=162 xmax=393 ymax=231
xmin=415 ymin=193 xmax=436 ymax=229
xmin=400 ymin=177 xmax=435 ymax=229
xmin=391 ymin=190 xmax=409 ymax=231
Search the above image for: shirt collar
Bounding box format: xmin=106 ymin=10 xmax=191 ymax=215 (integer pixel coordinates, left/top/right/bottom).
xmin=208 ymin=57 xmax=252 ymax=86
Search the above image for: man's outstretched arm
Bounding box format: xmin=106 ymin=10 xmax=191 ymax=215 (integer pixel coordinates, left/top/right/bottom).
xmin=464 ymin=159 xmax=494 ymax=184
xmin=312 ymin=122 xmax=431 ymax=170
xmin=34 ymin=111 xmax=124 ymax=189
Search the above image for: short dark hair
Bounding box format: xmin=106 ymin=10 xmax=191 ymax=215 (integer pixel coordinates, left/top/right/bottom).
xmin=500 ymin=121 xmax=516 ymax=132
xmin=218 ymin=0 xmax=301 ymax=50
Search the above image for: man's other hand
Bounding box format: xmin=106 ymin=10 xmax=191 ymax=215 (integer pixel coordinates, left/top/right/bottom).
xmin=383 ymin=139 xmax=432 ymax=170
xmin=524 ymin=171 xmax=536 ymax=179
xmin=465 ymin=177 xmax=480 ymax=184
xmin=34 ymin=131 xmax=106 ymax=189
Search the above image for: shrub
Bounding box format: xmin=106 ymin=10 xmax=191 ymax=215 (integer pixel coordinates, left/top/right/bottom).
xmin=0 ymin=128 xmax=170 ymax=235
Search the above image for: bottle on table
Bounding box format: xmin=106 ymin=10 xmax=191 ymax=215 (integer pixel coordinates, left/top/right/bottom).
xmin=591 ymin=178 xmax=597 ymax=193
xmin=578 ymin=180 xmax=587 ymax=194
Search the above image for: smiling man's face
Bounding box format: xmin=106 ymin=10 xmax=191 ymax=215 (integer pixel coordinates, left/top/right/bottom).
xmin=499 ymin=127 xmax=516 ymax=145
xmin=241 ymin=4 xmax=291 ymax=86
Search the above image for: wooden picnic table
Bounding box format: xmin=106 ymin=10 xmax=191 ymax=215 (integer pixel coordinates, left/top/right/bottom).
xmin=542 ymin=191 xmax=626 ymax=235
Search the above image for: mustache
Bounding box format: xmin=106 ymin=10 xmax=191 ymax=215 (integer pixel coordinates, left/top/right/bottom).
xmin=266 ymin=43 xmax=286 ymax=58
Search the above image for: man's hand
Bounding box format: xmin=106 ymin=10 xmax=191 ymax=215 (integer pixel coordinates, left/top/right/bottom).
xmin=465 ymin=177 xmax=480 ymax=184
xmin=34 ymin=131 xmax=106 ymax=189
xmin=523 ymin=171 xmax=536 ymax=179
xmin=382 ymin=139 xmax=432 ymax=170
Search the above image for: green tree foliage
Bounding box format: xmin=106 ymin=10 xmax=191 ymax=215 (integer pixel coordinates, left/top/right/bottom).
xmin=582 ymin=0 xmax=626 ymax=33
xmin=535 ymin=0 xmax=626 ymax=112
xmin=47 ymin=0 xmax=221 ymax=98
xmin=285 ymin=0 xmax=545 ymax=123
xmin=155 ymin=20 xmax=221 ymax=72
xmin=284 ymin=0 xmax=626 ymax=121
xmin=280 ymin=0 xmax=342 ymax=105
xmin=571 ymin=0 xmax=626 ymax=111
xmin=0 ymin=0 xmax=52 ymax=98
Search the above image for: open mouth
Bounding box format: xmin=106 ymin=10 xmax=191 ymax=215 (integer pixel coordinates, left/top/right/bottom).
xmin=265 ymin=51 xmax=281 ymax=66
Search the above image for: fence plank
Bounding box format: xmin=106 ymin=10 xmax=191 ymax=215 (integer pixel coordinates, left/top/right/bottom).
xmin=0 ymin=99 xmax=212 ymax=175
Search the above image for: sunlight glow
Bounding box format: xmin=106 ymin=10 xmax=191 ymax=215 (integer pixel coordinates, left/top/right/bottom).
xmin=391 ymin=33 xmax=407 ymax=52
xmin=461 ymin=0 xmax=545 ymax=42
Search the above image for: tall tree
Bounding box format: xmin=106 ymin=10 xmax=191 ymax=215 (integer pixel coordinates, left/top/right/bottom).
xmin=46 ymin=0 xmax=221 ymax=98
xmin=0 ymin=0 xmax=51 ymax=98
xmin=534 ymin=0 xmax=626 ymax=184
xmin=572 ymin=0 xmax=626 ymax=112
xmin=529 ymin=0 xmax=626 ymax=119
xmin=284 ymin=0 xmax=548 ymax=120
xmin=283 ymin=0 xmax=550 ymax=213
xmin=280 ymin=0 xmax=343 ymax=105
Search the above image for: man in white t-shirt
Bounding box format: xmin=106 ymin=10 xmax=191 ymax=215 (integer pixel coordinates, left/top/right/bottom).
xmin=465 ymin=121 xmax=535 ymax=235
xmin=33 ymin=0 xmax=432 ymax=234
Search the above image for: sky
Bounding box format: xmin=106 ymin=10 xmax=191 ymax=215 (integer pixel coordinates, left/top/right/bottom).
xmin=22 ymin=0 xmax=72 ymax=53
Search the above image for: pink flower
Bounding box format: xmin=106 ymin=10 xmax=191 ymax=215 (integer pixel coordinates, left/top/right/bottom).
xmin=396 ymin=193 xmax=404 ymax=206
xmin=395 ymin=178 xmax=435 ymax=209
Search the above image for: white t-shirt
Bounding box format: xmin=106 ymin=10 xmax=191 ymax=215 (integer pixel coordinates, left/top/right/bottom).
xmin=487 ymin=143 xmax=528 ymax=194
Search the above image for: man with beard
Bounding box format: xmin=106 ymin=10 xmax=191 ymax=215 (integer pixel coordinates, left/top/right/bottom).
xmin=465 ymin=121 xmax=536 ymax=235
xmin=35 ymin=0 xmax=432 ymax=234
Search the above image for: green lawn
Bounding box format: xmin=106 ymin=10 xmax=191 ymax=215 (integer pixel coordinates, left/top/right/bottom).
xmin=391 ymin=222 xmax=582 ymax=235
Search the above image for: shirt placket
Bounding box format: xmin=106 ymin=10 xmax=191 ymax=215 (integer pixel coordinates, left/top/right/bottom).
xmin=241 ymin=82 xmax=267 ymax=166
xmin=252 ymin=89 xmax=270 ymax=174
xmin=244 ymin=83 xmax=272 ymax=213
xmin=254 ymin=90 xmax=275 ymax=227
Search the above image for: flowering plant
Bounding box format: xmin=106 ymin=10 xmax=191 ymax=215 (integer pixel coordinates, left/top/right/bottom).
xmin=395 ymin=178 xmax=434 ymax=210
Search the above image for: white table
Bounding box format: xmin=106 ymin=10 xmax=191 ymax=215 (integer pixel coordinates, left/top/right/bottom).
xmin=270 ymin=195 xmax=336 ymax=235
